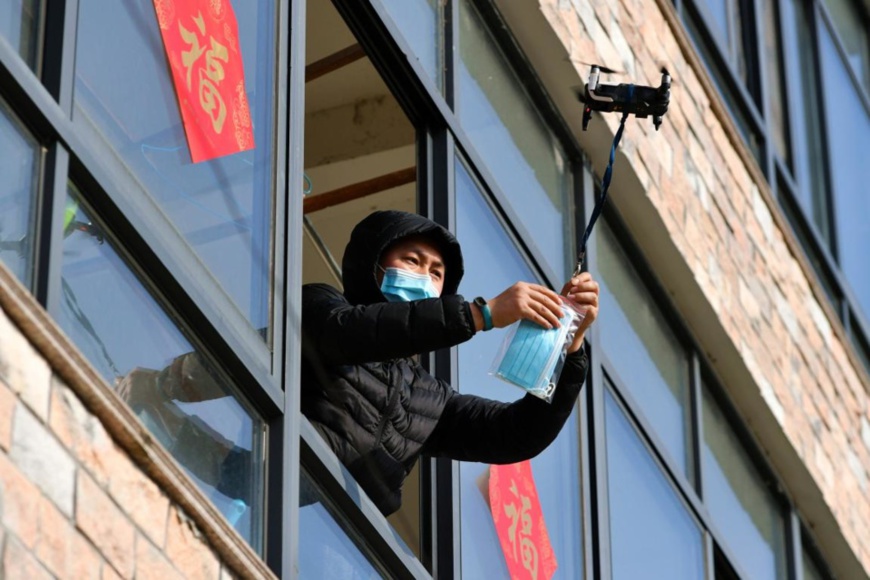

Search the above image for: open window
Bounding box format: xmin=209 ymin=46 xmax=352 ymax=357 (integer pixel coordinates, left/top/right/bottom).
xmin=303 ymin=0 xmax=422 ymax=561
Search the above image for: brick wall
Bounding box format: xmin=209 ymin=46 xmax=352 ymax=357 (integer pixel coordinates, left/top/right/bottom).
xmin=526 ymin=0 xmax=870 ymax=574
xmin=0 ymin=268 xmax=272 ymax=579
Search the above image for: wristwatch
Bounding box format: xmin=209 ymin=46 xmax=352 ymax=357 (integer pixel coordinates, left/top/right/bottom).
xmin=473 ymin=296 xmax=493 ymax=331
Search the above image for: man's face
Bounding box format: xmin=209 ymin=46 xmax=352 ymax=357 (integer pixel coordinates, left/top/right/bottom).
xmin=377 ymin=236 xmax=446 ymax=296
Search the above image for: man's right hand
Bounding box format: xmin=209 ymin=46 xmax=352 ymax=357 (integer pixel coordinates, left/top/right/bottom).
xmin=486 ymin=281 xmax=565 ymax=330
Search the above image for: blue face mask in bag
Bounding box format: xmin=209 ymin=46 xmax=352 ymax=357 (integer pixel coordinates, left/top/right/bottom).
xmin=380 ymin=267 xmax=440 ymax=302
xmin=490 ymin=299 xmax=584 ymax=402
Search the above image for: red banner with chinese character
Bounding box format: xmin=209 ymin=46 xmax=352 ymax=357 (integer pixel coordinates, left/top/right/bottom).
xmin=152 ymin=0 xmax=254 ymax=163
xmin=489 ymin=461 xmax=558 ymax=580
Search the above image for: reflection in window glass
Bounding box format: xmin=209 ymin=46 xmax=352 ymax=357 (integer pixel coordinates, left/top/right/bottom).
xmin=597 ymin=221 xmax=693 ymax=479
xmin=456 ymin=161 xmax=583 ymax=580
xmin=73 ymin=0 xmax=275 ymax=338
xmin=605 ymin=387 xmax=705 ymax=580
xmin=821 ymin=0 xmax=870 ymax=92
xmin=820 ymin=22 xmax=870 ymax=323
xmin=379 ymin=0 xmax=441 ymax=90
xmin=780 ymin=0 xmax=830 ymax=242
xmin=701 ymin=384 xmax=787 ymax=580
xmin=299 ymin=470 xmax=385 ymax=579
xmin=0 ymin=0 xmax=41 ymax=70
xmin=700 ymin=0 xmax=732 ymax=52
xmin=0 ymin=97 xmax=39 ymax=288
xmin=761 ymin=0 xmax=790 ymax=165
xmin=59 ymin=187 xmax=265 ymax=550
xmin=457 ymin=0 xmax=571 ymax=280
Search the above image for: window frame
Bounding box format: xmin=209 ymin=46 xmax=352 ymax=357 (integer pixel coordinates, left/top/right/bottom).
xmin=589 ymin=199 xmax=798 ymax=580
xmin=0 ymin=0 xmax=296 ymax=572
xmin=681 ymin=0 xmax=870 ymax=376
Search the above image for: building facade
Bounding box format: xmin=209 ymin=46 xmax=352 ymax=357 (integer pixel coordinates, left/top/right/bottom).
xmin=0 ymin=0 xmax=868 ymax=578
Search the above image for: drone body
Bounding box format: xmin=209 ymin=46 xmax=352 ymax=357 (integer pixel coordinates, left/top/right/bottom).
xmin=578 ymin=66 xmax=671 ymax=130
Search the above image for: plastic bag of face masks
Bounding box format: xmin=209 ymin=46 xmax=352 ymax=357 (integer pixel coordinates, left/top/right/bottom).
xmin=489 ymin=297 xmax=585 ymax=403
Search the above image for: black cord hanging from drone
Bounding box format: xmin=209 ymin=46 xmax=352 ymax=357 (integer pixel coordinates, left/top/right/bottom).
xmin=572 ymin=65 xmax=671 ymax=276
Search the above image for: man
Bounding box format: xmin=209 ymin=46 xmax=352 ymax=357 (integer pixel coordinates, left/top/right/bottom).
xmin=301 ymin=210 xmax=599 ymax=515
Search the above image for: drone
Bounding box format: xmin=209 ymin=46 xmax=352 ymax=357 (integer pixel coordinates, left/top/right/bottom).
xmin=577 ymin=65 xmax=671 ymax=131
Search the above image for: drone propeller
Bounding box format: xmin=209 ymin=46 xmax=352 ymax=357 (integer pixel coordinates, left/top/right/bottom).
xmin=568 ymin=58 xmax=623 ymax=75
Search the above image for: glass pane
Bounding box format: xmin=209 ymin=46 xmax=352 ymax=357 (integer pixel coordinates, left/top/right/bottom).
xmin=802 ymin=546 xmax=826 ymax=580
xmin=701 ymin=384 xmax=787 ymax=580
xmin=0 ymin=0 xmax=42 ymax=70
xmin=73 ymin=0 xmax=275 ymax=339
xmin=59 ymin=187 xmax=265 ymax=550
xmin=684 ymin=14 xmax=761 ymax=161
xmin=700 ymin=0 xmax=732 ymax=52
xmin=605 ymin=387 xmax=705 ymax=580
xmin=821 ymin=0 xmax=870 ymax=92
xmin=820 ymin=22 xmax=870 ymax=323
xmin=761 ymin=0 xmax=790 ymax=164
xmin=780 ymin=0 xmax=831 ymax=242
xmin=597 ymin=221 xmax=693 ymax=479
xmin=456 ymin=161 xmax=583 ymax=580
xmin=0 ymin=97 xmax=39 ymax=288
xmin=457 ymin=0 xmax=571 ymax=280
xmin=379 ymin=0 xmax=442 ymax=91
xmin=298 ymin=470 xmax=386 ymax=579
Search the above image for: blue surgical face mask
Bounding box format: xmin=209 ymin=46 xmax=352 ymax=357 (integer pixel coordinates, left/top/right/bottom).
xmin=380 ymin=267 xmax=440 ymax=302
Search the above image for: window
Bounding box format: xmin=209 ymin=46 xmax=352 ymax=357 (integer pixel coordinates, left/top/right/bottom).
xmin=456 ymin=160 xmax=584 ymax=579
xmin=73 ymin=0 xmax=277 ymax=337
xmin=604 ymin=386 xmax=705 ymax=580
xmin=696 ymin=0 xmax=749 ymax=83
xmin=599 ymin=210 xmax=800 ymax=578
xmin=801 ymin=543 xmax=828 ymax=580
xmin=821 ymin=0 xmax=870 ymax=93
xmin=819 ymin=20 xmax=870 ymax=323
xmin=683 ymin=0 xmax=762 ymax=161
xmin=457 ymin=0 xmax=572 ymax=281
xmin=0 ymin=0 xmax=42 ymax=71
xmin=379 ymin=0 xmax=444 ymax=91
xmin=0 ymin=97 xmax=39 ymax=288
xmin=597 ymin=220 xmax=694 ymax=480
xmin=302 ymin=0 xmax=423 ymax=561
xmin=701 ymin=383 xmax=788 ymax=579
xmin=298 ymin=469 xmax=387 ymax=579
xmin=59 ymin=185 xmax=266 ymax=550
xmin=780 ymin=0 xmax=831 ymax=242
xmin=761 ymin=0 xmax=790 ymax=164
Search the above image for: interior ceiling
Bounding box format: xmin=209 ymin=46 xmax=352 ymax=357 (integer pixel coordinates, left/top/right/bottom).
xmin=301 ymin=1 xmax=417 ymax=289
xmin=305 ymin=1 xmax=389 ymax=115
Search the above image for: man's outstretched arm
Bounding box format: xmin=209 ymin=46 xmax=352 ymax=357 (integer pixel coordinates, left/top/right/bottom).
xmin=421 ymin=350 xmax=588 ymax=463
xmin=302 ymin=283 xmax=476 ymax=366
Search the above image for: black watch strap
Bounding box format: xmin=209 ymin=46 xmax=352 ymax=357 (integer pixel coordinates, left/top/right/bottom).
xmin=473 ymin=296 xmax=493 ymax=331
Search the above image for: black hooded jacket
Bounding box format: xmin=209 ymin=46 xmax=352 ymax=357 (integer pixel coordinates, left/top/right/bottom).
xmin=301 ymin=210 xmax=588 ymax=515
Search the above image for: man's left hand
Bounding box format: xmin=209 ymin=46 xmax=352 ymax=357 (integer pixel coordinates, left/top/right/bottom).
xmin=561 ymin=272 xmax=600 ymax=353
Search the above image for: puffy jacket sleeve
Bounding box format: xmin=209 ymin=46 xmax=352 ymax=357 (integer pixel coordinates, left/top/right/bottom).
xmin=302 ymin=283 xmax=476 ymax=365
xmin=421 ymin=350 xmax=588 ymax=462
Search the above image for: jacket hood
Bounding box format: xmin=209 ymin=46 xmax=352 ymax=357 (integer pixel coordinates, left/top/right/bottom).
xmin=342 ymin=210 xmax=464 ymax=305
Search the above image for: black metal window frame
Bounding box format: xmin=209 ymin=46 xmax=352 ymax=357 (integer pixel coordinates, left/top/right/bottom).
xmin=677 ymin=0 xmax=870 ymax=374
xmin=587 ymin=198 xmax=839 ymax=579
